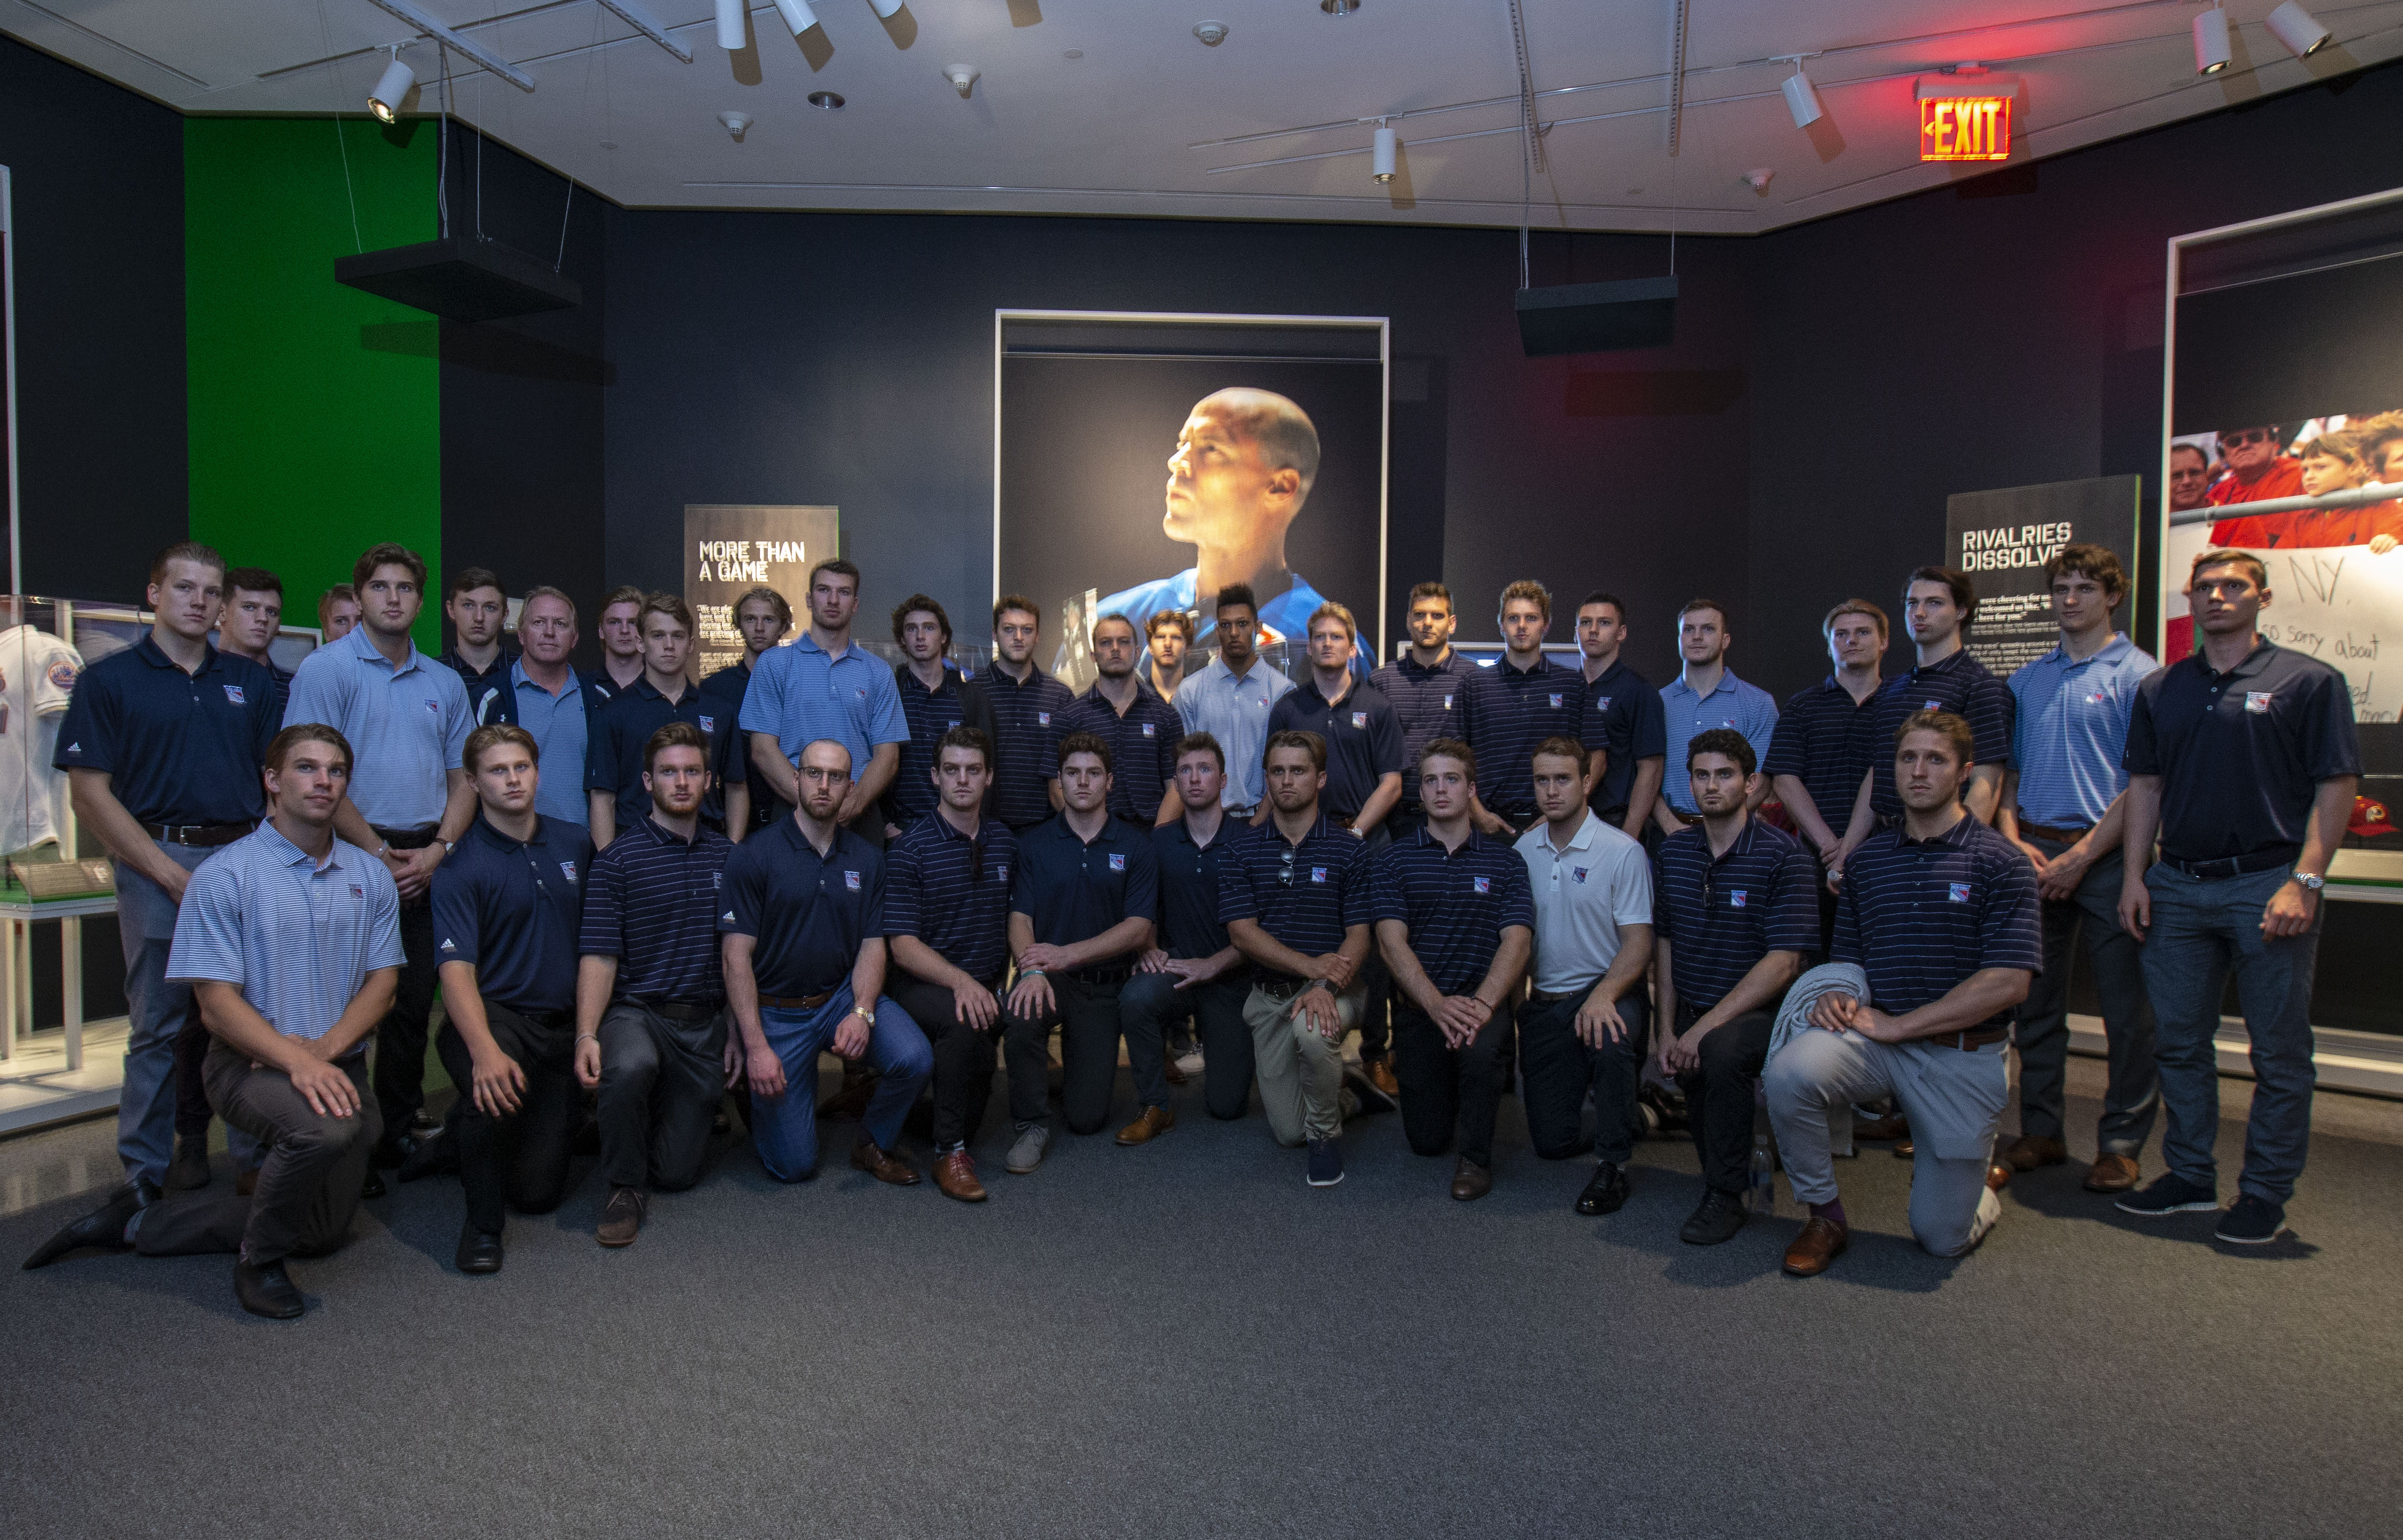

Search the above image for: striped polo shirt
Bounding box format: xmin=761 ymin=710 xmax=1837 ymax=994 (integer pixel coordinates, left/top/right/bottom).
xmin=1217 ymin=813 xmax=1374 ymax=965
xmin=886 ymin=663 xmax=997 ymax=826
xmin=166 ymin=822 xmax=406 ymax=1046
xmin=1061 ymin=679 xmax=1184 ymax=824
xmin=1864 ymin=649 xmax=2014 ymax=821
xmin=1460 ymin=654 xmax=1597 ymax=821
xmin=1761 ymin=676 xmax=1882 ymax=836
xmin=577 ymin=814 xmax=733 ymax=1006
xmin=1835 ymin=813 xmax=2042 ymax=1017
xmin=1369 ymin=825 xmax=1536 ymax=997
xmin=884 ymin=810 xmax=1018 ymax=984
xmin=978 ymin=663 xmax=1077 ymax=828
xmin=1368 ymin=649 xmax=1475 ymax=812
xmin=1651 ymin=817 xmax=1821 ymax=1018
xmin=1265 ymin=677 xmax=1405 ymax=821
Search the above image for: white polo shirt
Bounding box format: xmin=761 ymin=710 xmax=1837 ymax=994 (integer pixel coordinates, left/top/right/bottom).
xmin=1513 ymin=811 xmax=1653 ymax=995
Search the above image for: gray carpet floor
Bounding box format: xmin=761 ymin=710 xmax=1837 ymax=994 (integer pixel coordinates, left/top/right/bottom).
xmin=2 ymin=1056 xmax=2398 ymax=1539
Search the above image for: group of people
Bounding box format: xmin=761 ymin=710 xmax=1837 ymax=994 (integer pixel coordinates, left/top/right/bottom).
xmin=19 ymin=530 xmax=2355 ymax=1318
xmin=2170 ymin=411 xmax=2403 ymax=549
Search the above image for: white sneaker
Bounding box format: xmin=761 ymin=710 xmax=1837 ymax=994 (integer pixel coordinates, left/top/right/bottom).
xmin=1005 ymin=1124 xmax=1051 ymax=1175
xmin=1175 ymin=1046 xmax=1205 ymax=1076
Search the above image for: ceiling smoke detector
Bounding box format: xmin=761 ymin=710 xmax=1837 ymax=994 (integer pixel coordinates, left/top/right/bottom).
xmin=718 ymin=111 xmax=752 ymax=138
xmin=1193 ymin=20 xmax=1228 ymax=45
xmin=1742 ymin=168 xmax=1774 ymax=192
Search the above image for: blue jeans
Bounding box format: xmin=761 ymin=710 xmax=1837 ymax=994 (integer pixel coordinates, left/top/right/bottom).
xmin=2139 ymin=862 xmax=2322 ymax=1204
xmin=2018 ymin=839 xmax=2156 ymax=1154
xmin=113 ymin=845 xmax=216 ymax=1187
xmin=749 ymin=987 xmax=932 ymax=1182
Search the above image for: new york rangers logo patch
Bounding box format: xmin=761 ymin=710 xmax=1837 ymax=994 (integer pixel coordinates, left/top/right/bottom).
xmin=1572 ymin=867 xmax=1588 ymax=884
xmin=1352 ymin=712 xmax=1368 ymax=729
xmin=223 ymin=684 xmax=246 ymax=704
xmin=560 ymin=861 xmax=578 ymax=883
xmin=699 ymin=715 xmax=715 ymax=734
xmin=1108 ymin=852 xmax=1126 ymax=871
xmin=1548 ymin=693 xmax=1563 ymax=709
xmin=1948 ymin=882 xmax=1972 ymax=903
xmin=844 ymin=870 xmax=862 ymax=891
xmin=1729 ymin=890 xmax=1749 ymax=908
xmin=1473 ymin=876 xmax=1491 ymax=894
xmin=1038 ymin=711 xmax=1051 ymax=726
xmin=1310 ymin=867 xmax=1328 ymax=883
xmin=1142 ymin=722 xmax=1156 ymax=737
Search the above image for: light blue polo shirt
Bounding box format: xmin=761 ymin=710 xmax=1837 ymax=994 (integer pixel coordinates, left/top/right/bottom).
xmin=165 ymin=822 xmax=406 ymax=1045
xmin=1659 ymin=668 xmax=1780 ymax=814
xmin=737 ymin=630 xmax=909 ymax=777
xmin=281 ymin=624 xmax=471 ymax=831
xmin=510 ymin=658 xmax=591 ymax=829
xmin=1175 ymin=655 xmax=1295 ymax=810
xmin=2008 ymin=632 xmax=2160 ymax=826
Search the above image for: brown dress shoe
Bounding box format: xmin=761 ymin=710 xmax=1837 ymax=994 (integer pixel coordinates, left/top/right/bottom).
xmin=1782 ymin=1215 xmax=1849 ymax=1276
xmin=234 ymin=1168 xmax=259 ymax=1198
xmin=2004 ymin=1134 xmax=2069 ymax=1171
xmin=934 ymin=1151 xmax=987 ymax=1202
xmin=850 ymin=1140 xmax=921 ymax=1186
xmin=2084 ymin=1152 xmax=2141 ymax=1193
xmin=1115 ymin=1106 xmax=1176 ymax=1146
xmin=1987 ymin=1161 xmax=2013 ymax=1192
xmin=1450 ymin=1157 xmax=1492 ymax=1201
xmin=1892 ymin=1138 xmax=1914 ymax=1159
xmin=1365 ymin=1058 xmax=1402 ymax=1099
xmin=597 ymin=1185 xmax=646 ymax=1247
xmin=1854 ymin=1112 xmax=1909 ymax=1141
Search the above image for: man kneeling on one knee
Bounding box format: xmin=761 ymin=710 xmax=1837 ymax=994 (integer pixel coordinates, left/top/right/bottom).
xmin=1771 ymin=710 xmax=2040 ymax=1277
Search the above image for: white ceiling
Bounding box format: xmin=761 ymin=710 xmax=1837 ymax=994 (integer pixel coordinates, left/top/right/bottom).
xmin=11 ymin=0 xmax=2403 ymax=232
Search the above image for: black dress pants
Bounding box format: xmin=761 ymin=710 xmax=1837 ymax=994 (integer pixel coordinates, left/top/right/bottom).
xmin=594 ymin=1002 xmax=727 ymax=1191
xmin=888 ymin=971 xmax=1003 ymax=1150
xmin=1002 ymin=971 xmax=1125 ymax=1135
xmin=1121 ymin=971 xmax=1252 ymax=1120
xmin=436 ymin=1005 xmax=581 ymax=1235
xmin=1517 ymin=987 xmax=1652 ymax=1164
xmin=1672 ymin=1007 xmax=1776 ymax=1194
xmin=372 ymin=883 xmax=440 ymax=1143
xmin=1393 ymin=1002 xmax=1513 ymax=1168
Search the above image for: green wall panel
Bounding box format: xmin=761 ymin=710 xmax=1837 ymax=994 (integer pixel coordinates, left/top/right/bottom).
xmin=186 ymin=117 xmax=440 ymax=648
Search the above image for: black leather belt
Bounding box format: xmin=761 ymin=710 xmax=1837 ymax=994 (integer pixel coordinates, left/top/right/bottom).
xmin=759 ymin=989 xmax=837 ymax=1011
xmin=1255 ymin=972 xmax=1331 ymax=1001
xmin=373 ymin=825 xmax=439 ymax=850
xmin=2162 ymin=847 xmax=2300 ymax=882
xmin=1063 ymin=966 xmax=1132 ymax=987
xmin=635 ymin=998 xmax=721 ymax=1023
xmin=143 ymin=821 xmax=255 ymax=847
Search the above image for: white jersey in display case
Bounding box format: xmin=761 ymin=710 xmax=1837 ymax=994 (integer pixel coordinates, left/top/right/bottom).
xmin=0 ymin=619 xmax=81 ymax=857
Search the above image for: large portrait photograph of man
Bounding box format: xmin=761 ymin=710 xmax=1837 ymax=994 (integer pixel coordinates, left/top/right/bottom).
xmin=995 ymin=312 xmax=1387 ymax=688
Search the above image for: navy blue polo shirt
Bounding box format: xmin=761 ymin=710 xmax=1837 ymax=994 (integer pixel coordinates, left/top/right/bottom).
xmin=1369 ymin=826 xmax=1536 ymax=997
xmin=2123 ymin=639 xmax=2359 ymax=862
xmin=720 ymin=819 xmax=884 ymax=998
xmin=887 ymin=663 xmax=1000 ymax=826
xmin=1217 ymin=813 xmax=1374 ymax=963
xmin=1265 ymin=677 xmax=1405 ymax=821
xmin=703 ymin=661 xmax=788 ymax=832
xmin=976 ymin=664 xmax=1076 ymax=828
xmin=1865 ymin=649 xmax=2014 ymax=821
xmin=1011 ymin=814 xmax=1158 ymax=951
xmin=263 ymin=660 xmax=294 ymax=723
xmin=883 ymin=811 xmax=1017 ymax=984
xmin=55 ymin=637 xmax=279 ymax=826
xmin=1651 ymin=817 xmax=1821 ymax=1018
xmin=440 ymin=647 xmax=514 ymax=726
xmin=1368 ymin=650 xmax=1475 ymax=811
xmin=1153 ymin=816 xmax=1234 ymax=960
xmin=1835 ymin=814 xmax=2042 ymax=1017
xmin=577 ymin=814 xmax=733 ymax=1006
xmin=1061 ymin=680 xmax=1183 ymax=824
xmin=1461 ymin=655 xmax=1599 ymax=819
xmin=1763 ymin=676 xmax=1882 ymax=835
xmin=430 ymin=814 xmax=590 ymax=1016
xmin=584 ymin=677 xmax=746 ymax=831
xmin=1581 ymin=657 xmax=1667 ymax=822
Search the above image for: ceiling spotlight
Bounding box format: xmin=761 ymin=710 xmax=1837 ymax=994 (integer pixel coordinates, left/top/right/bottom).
xmin=1193 ymin=20 xmax=1228 ymax=45
xmin=368 ymin=48 xmax=414 ymax=124
xmin=1321 ymin=0 xmax=1360 ymax=14
xmin=2265 ymin=2 xmax=2330 ymax=57
xmin=944 ymin=64 xmax=980 ymax=97
xmin=2193 ymin=5 xmax=2233 ymax=74
xmin=719 ymin=110 xmax=751 ymax=137
xmin=715 ymin=0 xmax=746 ymax=50
xmin=772 ymin=0 xmax=820 ymax=35
xmin=1781 ymin=67 xmax=1824 ymax=129
xmin=808 ymin=90 xmax=845 ymax=109
xmin=1742 ymin=167 xmax=1774 ymax=192
xmin=1371 ymin=123 xmax=1396 ymax=183
xmin=866 ymin=0 xmax=903 ymax=17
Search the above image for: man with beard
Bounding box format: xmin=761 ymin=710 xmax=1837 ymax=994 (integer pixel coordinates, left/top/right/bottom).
xmin=1061 ymin=612 xmax=1183 ymax=826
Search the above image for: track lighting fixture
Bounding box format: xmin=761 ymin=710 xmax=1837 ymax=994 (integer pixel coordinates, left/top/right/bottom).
xmin=2193 ymin=6 xmax=2233 ymax=74
xmin=715 ymin=0 xmax=746 ymax=50
xmin=773 ymin=0 xmax=821 ymax=35
xmin=1781 ymin=66 xmax=1824 ymax=129
xmin=2265 ymin=2 xmax=2330 ymax=57
xmin=368 ymin=48 xmax=414 ymax=124
xmin=867 ymin=0 xmax=903 ymax=18
xmin=1371 ymin=123 xmax=1396 ymax=182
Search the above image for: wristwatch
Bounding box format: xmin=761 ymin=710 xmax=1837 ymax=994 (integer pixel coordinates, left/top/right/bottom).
xmin=2295 ymin=871 xmax=2326 ymax=891
xmin=850 ymin=1003 xmax=876 ymax=1023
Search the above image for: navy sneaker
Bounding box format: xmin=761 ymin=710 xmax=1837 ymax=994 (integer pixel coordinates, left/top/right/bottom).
xmin=2215 ymin=1194 xmax=2287 ymax=1245
xmin=2115 ymin=1173 xmax=2218 ymax=1217
xmin=1306 ymin=1137 xmax=1344 ymax=1187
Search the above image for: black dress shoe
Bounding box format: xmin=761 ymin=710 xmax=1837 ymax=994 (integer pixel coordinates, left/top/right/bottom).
xmin=409 ymin=1107 xmax=444 ymax=1136
xmin=397 ymin=1131 xmax=459 ymax=1184
xmin=1679 ymin=1186 xmax=1749 ymax=1246
xmin=21 ymin=1179 xmax=157 ymax=1269
xmin=166 ymin=1137 xmax=212 ymax=1192
xmin=1574 ymin=1161 xmax=1631 ymax=1216
xmin=360 ymin=1170 xmax=387 ymax=1200
xmin=233 ymin=1258 xmax=306 ymax=1319
xmin=371 ymin=1133 xmax=417 ymax=1171
xmin=455 ymin=1225 xmax=505 ymax=1274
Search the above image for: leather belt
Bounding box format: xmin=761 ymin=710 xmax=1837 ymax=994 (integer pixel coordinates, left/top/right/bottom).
xmin=1225 ymin=805 xmax=1261 ymax=822
xmin=1255 ymin=972 xmax=1330 ymax=1001
xmin=1330 ymin=814 xmax=1357 ymax=830
xmin=2162 ymin=847 xmax=2300 ymax=882
xmin=1672 ymin=809 xmax=1703 ymax=826
xmin=2017 ymin=820 xmax=2092 ymax=844
xmin=635 ymin=998 xmax=721 ymax=1023
xmin=143 ymin=821 xmax=255 ymax=848
xmin=758 ymin=990 xmax=836 ymax=1011
xmin=1062 ymin=965 xmax=1132 ymax=987
xmin=1926 ymin=1022 xmax=2011 ymax=1052
xmin=373 ymin=825 xmax=438 ymax=850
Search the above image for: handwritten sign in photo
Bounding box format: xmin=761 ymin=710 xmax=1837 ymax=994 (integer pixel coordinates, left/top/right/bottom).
xmin=2255 ymin=545 xmax=2399 ymax=723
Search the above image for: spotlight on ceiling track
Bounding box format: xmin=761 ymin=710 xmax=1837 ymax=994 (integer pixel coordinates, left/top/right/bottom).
xmin=1781 ymin=66 xmax=1824 ymax=129
xmin=866 ymin=0 xmax=903 ymax=18
xmin=715 ymin=0 xmax=746 ymax=50
xmin=368 ymin=48 xmax=414 ymax=124
xmin=773 ymin=0 xmax=820 ymax=35
xmin=2193 ymin=5 xmax=2233 ymax=74
xmin=1371 ymin=123 xmax=1396 ymax=183
xmin=2265 ymin=1 xmax=2330 ymax=57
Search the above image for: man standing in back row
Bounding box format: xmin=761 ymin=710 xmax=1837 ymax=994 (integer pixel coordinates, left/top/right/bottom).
xmin=704 ymin=584 xmax=794 ymax=837
xmin=1177 ymin=583 xmax=1295 ymax=822
xmin=1765 ymin=600 xmax=1888 ymax=946
xmin=980 ymin=594 xmax=1076 ymax=832
xmin=1656 ymin=599 xmax=1778 ymax=833
xmin=1464 ymin=580 xmax=1596 ymax=839
xmin=884 ymin=595 xmax=998 ymax=835
xmin=1061 ymin=612 xmax=1183 ymax=827
xmin=1573 ymin=591 xmax=1667 ymax=846
xmin=742 ymin=560 xmax=907 ymax=846
xmin=1836 ymin=567 xmax=2012 ymax=856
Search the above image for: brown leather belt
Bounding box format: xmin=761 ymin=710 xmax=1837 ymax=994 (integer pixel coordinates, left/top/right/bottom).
xmin=759 ymin=990 xmax=836 ymax=1011
xmin=1330 ymin=814 xmax=1357 ymax=830
xmin=1927 ymin=1023 xmax=2011 ymax=1052
xmin=1672 ymin=809 xmax=1703 ymax=826
xmin=2016 ymin=820 xmax=2091 ymax=844
xmin=143 ymin=821 xmax=256 ymax=848
xmin=1255 ymin=973 xmax=1331 ymax=1001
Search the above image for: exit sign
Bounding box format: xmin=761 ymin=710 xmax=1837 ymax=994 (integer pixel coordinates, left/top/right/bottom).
xmin=1920 ymin=95 xmax=2011 ymax=160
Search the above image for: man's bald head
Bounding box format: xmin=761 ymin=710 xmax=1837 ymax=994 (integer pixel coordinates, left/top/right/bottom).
xmin=1193 ymin=388 xmax=1322 ymax=502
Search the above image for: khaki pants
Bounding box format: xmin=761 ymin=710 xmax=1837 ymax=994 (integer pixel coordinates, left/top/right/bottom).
xmin=1242 ymin=981 xmax=1363 ymax=1147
